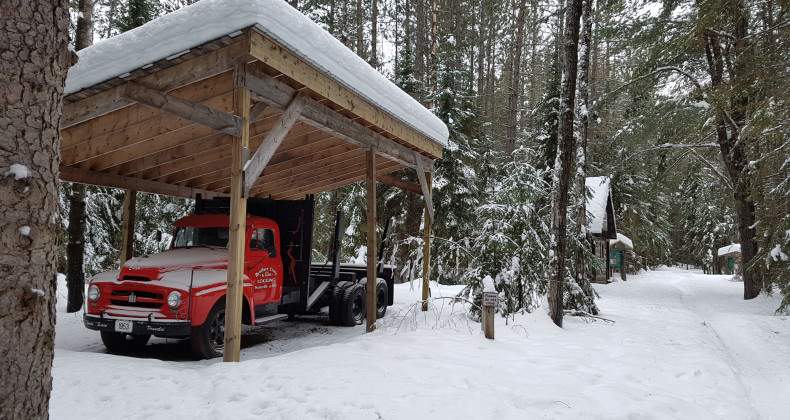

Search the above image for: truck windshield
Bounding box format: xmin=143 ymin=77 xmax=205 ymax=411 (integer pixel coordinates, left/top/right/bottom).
xmin=172 ymin=226 xmax=229 ymax=248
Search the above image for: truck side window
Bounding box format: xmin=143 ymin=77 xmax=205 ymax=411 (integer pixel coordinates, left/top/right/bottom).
xmin=250 ymin=228 xmax=277 ymax=256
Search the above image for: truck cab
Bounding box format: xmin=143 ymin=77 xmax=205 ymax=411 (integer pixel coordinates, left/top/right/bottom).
xmin=84 ymin=213 xmax=285 ymax=358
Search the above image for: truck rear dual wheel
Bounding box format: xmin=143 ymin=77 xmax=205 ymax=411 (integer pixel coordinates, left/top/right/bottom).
xmin=340 ymin=283 xmax=366 ymax=326
xmin=100 ymin=331 xmax=150 ymax=353
xmin=191 ymin=300 xmax=225 ymax=359
xmin=329 ymin=281 xmax=352 ymax=326
xmin=375 ymin=278 xmax=388 ymax=319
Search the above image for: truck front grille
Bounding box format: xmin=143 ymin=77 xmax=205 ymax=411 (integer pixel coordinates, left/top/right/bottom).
xmin=110 ymin=290 xmax=163 ymax=308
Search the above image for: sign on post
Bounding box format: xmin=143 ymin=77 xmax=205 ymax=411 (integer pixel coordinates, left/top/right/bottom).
xmin=481 ymin=276 xmax=496 ymax=340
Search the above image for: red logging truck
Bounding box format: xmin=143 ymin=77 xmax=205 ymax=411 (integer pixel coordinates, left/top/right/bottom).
xmin=83 ymin=196 xmax=393 ymax=359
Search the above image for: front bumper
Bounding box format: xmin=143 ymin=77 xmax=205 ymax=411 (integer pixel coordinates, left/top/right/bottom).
xmin=84 ymin=314 xmax=191 ymax=337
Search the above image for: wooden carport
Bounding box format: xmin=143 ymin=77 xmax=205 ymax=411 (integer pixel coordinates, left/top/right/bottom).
xmin=61 ymin=2 xmax=447 ymax=362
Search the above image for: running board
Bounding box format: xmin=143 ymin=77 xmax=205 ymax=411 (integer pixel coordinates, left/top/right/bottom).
xmin=254 ymin=314 xmax=288 ymax=325
xmin=306 ymin=281 xmax=331 ymax=311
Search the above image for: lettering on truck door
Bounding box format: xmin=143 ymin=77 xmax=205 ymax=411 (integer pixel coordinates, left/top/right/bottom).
xmin=247 ymin=227 xmax=282 ymax=304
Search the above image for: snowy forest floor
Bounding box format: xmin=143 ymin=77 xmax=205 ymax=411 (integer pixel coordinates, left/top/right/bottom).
xmin=50 ymin=267 xmax=790 ymax=419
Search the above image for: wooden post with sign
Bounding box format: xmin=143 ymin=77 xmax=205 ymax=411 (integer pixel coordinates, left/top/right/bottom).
xmin=481 ymin=276 xmax=496 ymax=339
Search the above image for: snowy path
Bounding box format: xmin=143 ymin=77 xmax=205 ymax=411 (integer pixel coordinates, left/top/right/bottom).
xmin=49 ymin=268 xmax=790 ymax=419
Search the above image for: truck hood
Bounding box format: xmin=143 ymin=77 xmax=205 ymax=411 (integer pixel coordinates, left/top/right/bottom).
xmin=121 ymin=248 xmax=229 ymax=280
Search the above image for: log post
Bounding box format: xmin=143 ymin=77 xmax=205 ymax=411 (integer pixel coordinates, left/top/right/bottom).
xmin=223 ymin=65 xmax=250 ymax=362
xmin=366 ymin=148 xmax=377 ymax=332
xmin=119 ymin=189 xmax=137 ymax=265
xmin=421 ymin=172 xmax=433 ymax=311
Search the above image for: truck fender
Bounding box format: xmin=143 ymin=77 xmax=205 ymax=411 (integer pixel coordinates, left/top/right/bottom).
xmin=190 ymin=287 xmax=255 ymax=326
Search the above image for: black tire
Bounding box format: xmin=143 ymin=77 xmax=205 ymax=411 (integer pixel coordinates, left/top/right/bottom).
xmin=191 ymin=299 xmax=226 ymax=359
xmin=100 ymin=331 xmax=150 ymax=353
xmin=340 ymin=283 xmax=366 ymax=327
xmin=375 ymin=278 xmax=388 ymax=319
xmin=329 ymin=281 xmax=352 ymax=326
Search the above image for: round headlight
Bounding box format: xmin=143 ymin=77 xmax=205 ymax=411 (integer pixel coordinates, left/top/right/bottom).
xmin=88 ymin=285 xmax=100 ymax=302
xmin=167 ymin=291 xmax=182 ymax=308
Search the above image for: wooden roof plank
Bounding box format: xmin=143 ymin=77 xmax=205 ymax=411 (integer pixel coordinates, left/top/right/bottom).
xmin=245 ymin=63 xmax=434 ymax=172
xmin=62 ymin=35 xmax=249 ymax=129
xmin=248 ymin=30 xmax=443 ymax=159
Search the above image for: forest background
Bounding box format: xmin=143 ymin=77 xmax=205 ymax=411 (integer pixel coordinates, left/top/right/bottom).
xmin=61 ymin=0 xmax=790 ymax=316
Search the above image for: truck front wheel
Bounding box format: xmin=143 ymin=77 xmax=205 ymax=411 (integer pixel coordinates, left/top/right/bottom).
xmin=100 ymin=331 xmax=150 ymax=353
xmin=191 ymin=300 xmax=225 ymax=359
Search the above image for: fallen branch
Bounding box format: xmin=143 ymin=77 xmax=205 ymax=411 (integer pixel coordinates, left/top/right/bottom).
xmin=564 ymin=309 xmax=616 ymax=324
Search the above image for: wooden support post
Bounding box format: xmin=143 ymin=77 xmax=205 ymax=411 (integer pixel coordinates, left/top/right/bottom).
xmin=421 ymin=172 xmax=433 ymax=312
xmin=366 ymin=148 xmax=377 ymax=332
xmin=223 ymin=65 xmax=250 ymax=363
xmin=119 ymin=190 xmax=137 ymax=266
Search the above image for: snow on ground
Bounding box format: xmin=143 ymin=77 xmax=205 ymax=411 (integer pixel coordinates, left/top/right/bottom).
xmin=50 ymin=267 xmax=790 ymax=419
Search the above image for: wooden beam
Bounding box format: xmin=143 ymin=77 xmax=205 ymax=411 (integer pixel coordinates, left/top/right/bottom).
xmin=273 ymin=162 xmax=402 ymax=200
xmin=248 ymin=30 xmax=443 ymax=159
xmin=416 ymin=157 xmax=434 ymax=221
xmin=59 ymin=165 xmax=225 ymax=199
xmin=377 ymin=174 xmax=422 ymax=195
xmin=119 ymin=190 xmax=137 ymax=265
xmin=63 ymin=36 xmax=249 ymax=128
xmin=223 ymin=65 xmax=250 ymax=363
xmin=242 ymin=93 xmax=307 ymax=196
xmin=244 ymin=64 xmax=435 ymax=173
xmin=421 ymin=172 xmax=433 ymax=312
xmin=121 ymin=82 xmax=243 ymax=137
xmin=249 ymin=102 xmax=268 ymax=122
xmin=366 ymin=148 xmax=377 ymax=333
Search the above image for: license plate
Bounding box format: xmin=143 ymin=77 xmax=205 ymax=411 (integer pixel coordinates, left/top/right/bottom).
xmin=115 ymin=319 xmax=133 ymax=333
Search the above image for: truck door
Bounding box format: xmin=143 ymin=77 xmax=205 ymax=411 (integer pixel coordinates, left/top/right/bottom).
xmin=247 ymin=227 xmax=283 ymax=304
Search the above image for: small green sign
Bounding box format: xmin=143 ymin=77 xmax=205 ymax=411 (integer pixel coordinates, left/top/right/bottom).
xmin=728 ymin=257 xmax=735 ymax=270
xmin=609 ymin=249 xmax=623 ymax=268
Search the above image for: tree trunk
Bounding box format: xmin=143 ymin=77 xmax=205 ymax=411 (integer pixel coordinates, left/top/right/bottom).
xmin=701 ymin=0 xmax=762 ymax=299
xmin=356 ymin=0 xmax=365 ymax=59
xmin=574 ymin=0 xmax=593 ymax=284
xmin=370 ymin=0 xmax=379 ymax=68
xmin=66 ymin=0 xmax=94 ymax=314
xmin=505 ymin=0 xmax=528 ymax=156
xmin=0 ymin=0 xmax=72 ymax=417
xmin=415 ymin=0 xmax=427 ymax=99
xmin=548 ymin=0 xmax=583 ymax=328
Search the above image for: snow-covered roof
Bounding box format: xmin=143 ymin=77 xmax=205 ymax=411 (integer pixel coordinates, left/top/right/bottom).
xmin=611 ymin=233 xmax=633 ymax=250
xmin=586 ymin=176 xmax=612 ymax=235
xmin=64 ymin=0 xmax=448 ymax=148
xmin=717 ymin=243 xmax=741 ymax=256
